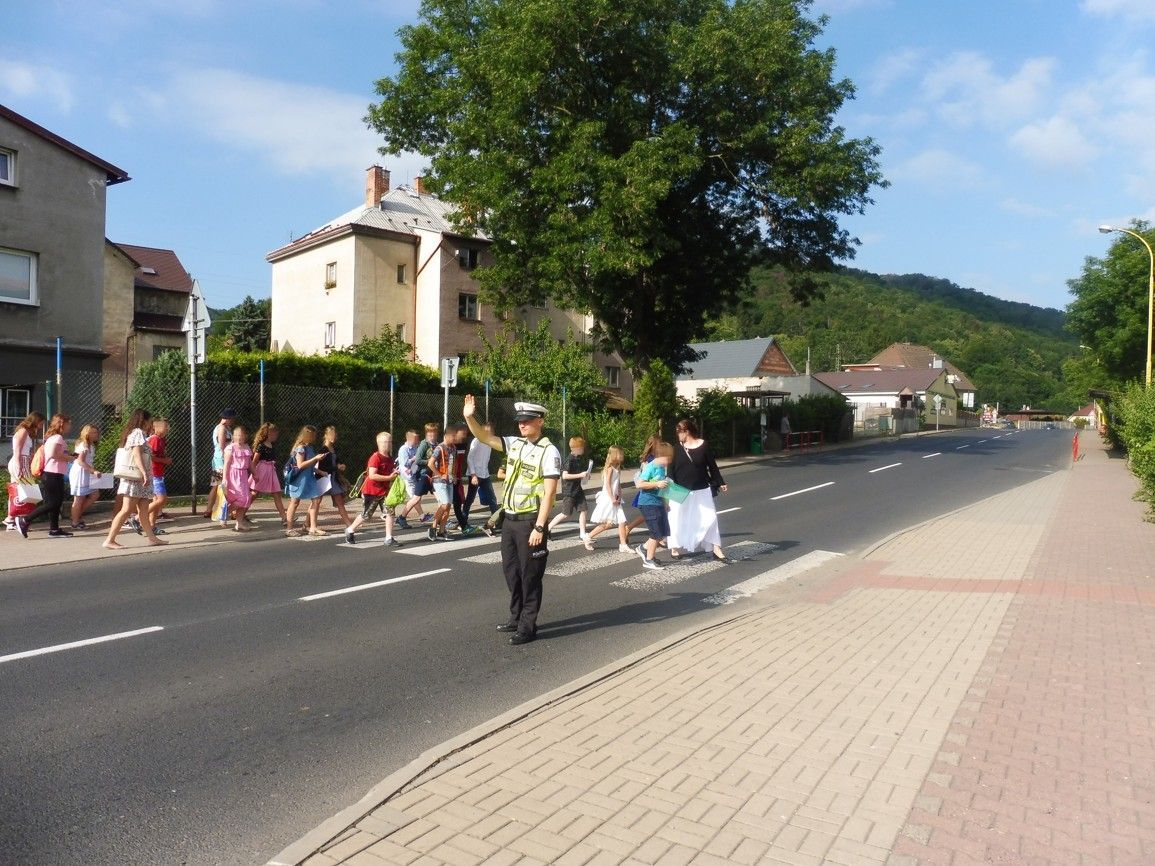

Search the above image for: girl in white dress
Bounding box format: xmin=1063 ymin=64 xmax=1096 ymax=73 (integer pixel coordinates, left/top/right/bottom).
xmin=69 ymin=424 xmax=102 ymax=529
xmin=584 ymin=446 xmax=631 ymax=552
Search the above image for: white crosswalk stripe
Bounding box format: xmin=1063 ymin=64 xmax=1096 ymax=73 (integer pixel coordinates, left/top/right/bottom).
xmin=611 ymin=541 xmax=778 ymax=590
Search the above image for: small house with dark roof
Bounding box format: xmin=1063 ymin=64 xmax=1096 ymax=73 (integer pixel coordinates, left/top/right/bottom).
xmin=814 ymin=367 xmax=959 ymax=430
xmin=267 ymin=166 xmax=632 ymax=397
xmin=676 ymin=337 xmax=840 ymax=404
xmin=844 ymin=342 xmax=977 ymax=409
xmin=102 ymin=242 xmax=194 ymax=404
xmin=0 ymin=103 xmax=129 ymax=442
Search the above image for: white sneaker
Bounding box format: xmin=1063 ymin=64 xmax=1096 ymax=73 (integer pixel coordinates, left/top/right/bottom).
xmin=642 ymin=558 xmax=665 ymax=571
xmin=579 ymin=532 xmax=589 ymax=542
xmin=635 ymin=544 xmax=647 ymax=560
xmin=618 ymin=543 xmax=632 ymax=553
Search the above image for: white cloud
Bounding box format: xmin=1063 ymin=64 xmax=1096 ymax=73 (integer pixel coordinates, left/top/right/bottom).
xmin=0 ymin=59 xmax=74 ymax=113
xmin=922 ymin=53 xmax=1056 ymax=128
xmin=870 ymin=48 xmax=924 ymax=96
xmin=889 ymin=148 xmax=985 ymax=191
xmin=163 ymin=68 xmax=422 ymax=182
xmin=1081 ymin=0 xmax=1155 ymax=24
xmin=108 ymin=101 xmax=132 ymax=128
xmin=1000 ymin=198 xmax=1055 ymax=218
xmin=1009 ymin=115 xmax=1098 ymax=169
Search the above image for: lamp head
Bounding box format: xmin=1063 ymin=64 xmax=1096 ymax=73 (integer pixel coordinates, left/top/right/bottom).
xmin=1099 ymin=225 xmax=1116 ymax=234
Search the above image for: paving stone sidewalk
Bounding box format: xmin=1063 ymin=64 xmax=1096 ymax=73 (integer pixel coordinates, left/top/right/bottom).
xmin=270 ymin=438 xmax=1155 ymax=866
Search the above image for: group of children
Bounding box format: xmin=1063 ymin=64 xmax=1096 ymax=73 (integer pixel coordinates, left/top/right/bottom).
xmin=549 ymin=435 xmax=675 ymax=570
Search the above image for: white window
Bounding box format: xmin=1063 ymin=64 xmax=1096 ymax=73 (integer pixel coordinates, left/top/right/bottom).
xmin=605 ymin=365 xmax=620 ymax=388
xmin=324 ymin=321 xmax=336 ymax=348
xmin=0 ymin=148 xmax=14 ymax=186
xmin=396 ymin=263 xmax=407 ymax=284
xmin=458 ymin=293 xmax=479 ymax=321
xmin=0 ymin=248 xmax=37 ymax=305
xmin=324 ymin=262 xmax=337 ymax=290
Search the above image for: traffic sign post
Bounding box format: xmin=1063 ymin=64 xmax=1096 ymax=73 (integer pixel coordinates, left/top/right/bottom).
xmin=441 ymin=357 xmax=458 ymax=429
xmin=182 ymin=281 xmax=211 ymax=513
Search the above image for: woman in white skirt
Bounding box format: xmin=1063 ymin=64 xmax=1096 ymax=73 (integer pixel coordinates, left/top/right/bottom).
xmin=583 ymin=446 xmax=631 ymax=552
xmin=667 ymin=418 xmax=730 ymax=562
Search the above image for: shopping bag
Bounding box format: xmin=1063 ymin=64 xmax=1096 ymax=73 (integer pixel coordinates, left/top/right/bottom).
xmin=315 ymin=474 xmax=333 ymax=496
xmin=14 ymin=480 xmax=43 ymax=504
xmin=113 ymin=447 xmax=144 ymax=482
xmin=7 ymin=483 xmax=38 ymax=518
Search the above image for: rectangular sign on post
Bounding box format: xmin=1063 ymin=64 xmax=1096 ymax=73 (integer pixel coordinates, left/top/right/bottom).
xmin=440 ymin=357 xmax=458 ymax=388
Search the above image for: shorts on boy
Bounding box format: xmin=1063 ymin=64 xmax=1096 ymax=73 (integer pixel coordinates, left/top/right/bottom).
xmin=152 ymin=476 xmax=168 ymax=497
xmin=432 ymin=479 xmax=452 ymax=506
xmin=557 ymin=487 xmax=587 ymax=518
xmin=638 ymin=504 xmax=670 ymax=541
xmin=360 ymin=494 xmax=394 ymax=519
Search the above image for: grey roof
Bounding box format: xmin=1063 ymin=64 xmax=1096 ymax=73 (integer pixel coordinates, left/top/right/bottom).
xmin=281 ymin=185 xmax=491 ymax=251
xmin=679 ymin=337 xmax=779 ymax=379
xmin=814 ymin=368 xmax=948 ymax=395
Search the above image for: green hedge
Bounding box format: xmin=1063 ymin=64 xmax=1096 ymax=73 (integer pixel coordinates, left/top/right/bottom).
xmin=1113 ymin=381 xmax=1155 ymax=510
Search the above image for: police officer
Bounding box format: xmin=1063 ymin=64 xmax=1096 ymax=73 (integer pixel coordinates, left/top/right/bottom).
xmin=463 ymin=394 xmax=561 ymax=645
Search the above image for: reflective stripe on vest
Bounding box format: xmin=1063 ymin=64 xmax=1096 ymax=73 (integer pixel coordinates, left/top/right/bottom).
xmin=501 ymin=436 xmax=553 ymax=515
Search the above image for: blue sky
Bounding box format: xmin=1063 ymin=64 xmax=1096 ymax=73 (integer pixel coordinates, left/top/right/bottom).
xmin=5 ymin=0 xmax=1155 ymax=313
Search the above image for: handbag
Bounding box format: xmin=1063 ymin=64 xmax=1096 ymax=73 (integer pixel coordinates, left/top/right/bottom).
xmin=14 ymin=480 xmax=43 ymax=504
xmin=385 ymin=474 xmax=407 ymax=508
xmin=113 ymin=446 xmax=144 ymax=482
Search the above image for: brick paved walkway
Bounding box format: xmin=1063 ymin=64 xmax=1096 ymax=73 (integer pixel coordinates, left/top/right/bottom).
xmin=271 ymin=440 xmax=1155 ymax=866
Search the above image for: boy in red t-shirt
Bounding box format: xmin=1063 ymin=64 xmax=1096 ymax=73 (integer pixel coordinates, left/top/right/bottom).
xmin=345 ymin=432 xmax=402 ymax=547
xmin=146 ymin=417 xmax=173 ymax=531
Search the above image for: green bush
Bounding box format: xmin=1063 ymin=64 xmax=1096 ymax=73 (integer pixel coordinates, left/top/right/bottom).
xmin=1113 ymin=381 xmax=1155 ymax=507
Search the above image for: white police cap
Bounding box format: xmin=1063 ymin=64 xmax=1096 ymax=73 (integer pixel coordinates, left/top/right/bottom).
xmin=514 ymin=402 xmax=548 ymax=420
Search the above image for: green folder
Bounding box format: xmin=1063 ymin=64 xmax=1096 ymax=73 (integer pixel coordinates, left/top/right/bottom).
xmin=660 ymin=481 xmax=691 ymax=503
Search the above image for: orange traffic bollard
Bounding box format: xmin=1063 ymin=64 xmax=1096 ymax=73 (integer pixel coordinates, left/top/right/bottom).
xmin=1072 ymin=431 xmax=1079 ymax=463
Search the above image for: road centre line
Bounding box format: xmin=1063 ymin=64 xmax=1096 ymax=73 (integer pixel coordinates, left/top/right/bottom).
xmin=771 ymin=481 xmax=835 ymax=501
xmin=957 ymin=444 xmax=971 ymax=450
xmin=299 ymin=569 xmax=451 ymax=601
xmin=715 ymin=507 xmax=742 ymax=516
xmin=0 ymin=626 xmax=165 ymax=665
xmin=921 ymin=452 xmax=942 ymax=459
xmin=869 ymin=462 xmax=902 ymax=474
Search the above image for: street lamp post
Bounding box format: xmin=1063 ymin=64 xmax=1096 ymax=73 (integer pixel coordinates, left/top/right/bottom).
xmin=1099 ymin=224 xmax=1155 ymax=387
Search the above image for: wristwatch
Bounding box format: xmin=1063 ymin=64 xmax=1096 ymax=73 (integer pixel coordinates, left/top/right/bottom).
xmin=533 ymin=524 xmax=545 ymax=533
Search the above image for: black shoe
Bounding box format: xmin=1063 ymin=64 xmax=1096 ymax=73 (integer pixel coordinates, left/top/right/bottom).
xmin=47 ymin=529 xmax=73 ymax=538
xmin=427 ymin=526 xmax=436 ymax=541
xmin=496 ymin=623 xmax=518 ymax=633
xmin=509 ymin=632 xmax=536 ymax=645
xmin=129 ymin=517 xmax=143 ymax=536
xmin=16 ymin=517 xmax=29 ymax=539
xmin=345 ymin=530 xmax=356 ymax=545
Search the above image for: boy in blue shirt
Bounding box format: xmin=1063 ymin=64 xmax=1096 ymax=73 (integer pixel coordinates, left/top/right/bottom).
xmin=633 ymin=441 xmax=673 ymax=570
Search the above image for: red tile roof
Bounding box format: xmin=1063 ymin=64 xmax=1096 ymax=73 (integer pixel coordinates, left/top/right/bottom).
xmin=861 ymin=343 xmax=976 ymax=391
xmin=112 ymin=243 xmax=193 ymax=294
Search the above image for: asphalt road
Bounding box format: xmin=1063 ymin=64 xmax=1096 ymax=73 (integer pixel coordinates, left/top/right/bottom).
xmin=0 ymin=427 xmax=1073 ymax=865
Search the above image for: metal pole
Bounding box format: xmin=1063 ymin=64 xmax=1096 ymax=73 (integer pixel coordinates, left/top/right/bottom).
xmin=443 ymin=382 xmax=449 ymax=431
xmin=389 ymin=374 xmax=395 ymax=435
xmin=259 ymin=359 xmax=266 ymax=426
xmin=484 ymin=378 xmax=490 ymax=422
xmin=561 ymin=385 xmax=567 ymax=445
xmin=55 ymin=337 xmax=62 ymax=415
xmin=189 ymin=294 xmax=199 ymax=515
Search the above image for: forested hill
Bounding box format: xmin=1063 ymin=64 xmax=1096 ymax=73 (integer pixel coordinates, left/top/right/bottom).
xmin=706 ymin=267 xmax=1082 ymax=412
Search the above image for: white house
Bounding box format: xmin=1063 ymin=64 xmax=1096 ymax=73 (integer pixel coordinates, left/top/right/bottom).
xmin=676 ymin=337 xmax=839 ymax=403
xmin=267 ymin=166 xmax=632 ymax=395
xmin=814 ymin=367 xmax=960 ymax=430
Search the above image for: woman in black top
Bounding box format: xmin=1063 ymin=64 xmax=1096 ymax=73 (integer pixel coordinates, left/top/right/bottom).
xmin=667 ymin=418 xmax=730 ymax=562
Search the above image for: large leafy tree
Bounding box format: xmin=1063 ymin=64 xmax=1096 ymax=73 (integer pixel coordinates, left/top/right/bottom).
xmin=220 ymin=296 xmax=271 ymax=353
xmin=367 ymin=0 xmax=884 ymax=372
xmin=1067 ymin=221 xmax=1155 ymax=385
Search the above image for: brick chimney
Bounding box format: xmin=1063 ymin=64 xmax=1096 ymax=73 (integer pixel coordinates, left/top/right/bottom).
xmin=365 ymin=165 xmax=390 ymax=207
xmin=415 ymin=175 xmax=427 ymax=196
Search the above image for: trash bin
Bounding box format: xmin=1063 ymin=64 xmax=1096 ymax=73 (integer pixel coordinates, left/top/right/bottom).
xmin=750 ymin=434 xmax=763 ymax=455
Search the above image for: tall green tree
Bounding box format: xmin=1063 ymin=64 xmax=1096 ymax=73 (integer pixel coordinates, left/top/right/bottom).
xmin=221 ymin=296 xmax=271 ymax=353
xmin=465 ymin=321 xmax=607 ymax=412
xmin=367 ymin=0 xmax=884 ymax=373
xmin=1067 ymin=221 xmax=1155 ymax=385
xmin=633 ymin=359 xmax=679 ymax=436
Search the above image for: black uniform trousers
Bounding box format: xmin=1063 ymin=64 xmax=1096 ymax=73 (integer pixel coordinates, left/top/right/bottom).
xmin=26 ymin=471 xmax=65 ymax=532
xmin=500 ymin=514 xmax=549 ymax=637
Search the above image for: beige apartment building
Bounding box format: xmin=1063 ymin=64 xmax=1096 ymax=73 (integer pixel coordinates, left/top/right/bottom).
xmin=266 ymin=167 xmax=632 ymax=396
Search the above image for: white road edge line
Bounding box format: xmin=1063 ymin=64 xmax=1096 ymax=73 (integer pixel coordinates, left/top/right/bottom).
xmin=299 ymin=568 xmax=451 ymax=602
xmin=869 ymin=462 xmax=902 ymax=474
xmin=705 ymin=550 xmax=843 ymax=605
xmin=0 ymin=626 xmax=165 ymax=665
xmin=921 ymin=452 xmax=942 ymax=459
xmin=770 ymin=481 xmax=835 ymax=501
xmin=715 ymin=507 xmax=742 ymax=516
